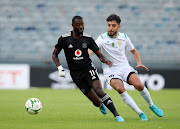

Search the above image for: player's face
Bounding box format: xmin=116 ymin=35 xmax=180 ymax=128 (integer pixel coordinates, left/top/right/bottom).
xmin=73 ymin=19 xmax=84 ymax=35
xmin=107 ymin=20 xmax=120 ymax=37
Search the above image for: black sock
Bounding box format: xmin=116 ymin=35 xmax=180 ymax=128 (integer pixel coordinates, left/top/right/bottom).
xmin=101 ymin=94 xmax=119 ymax=117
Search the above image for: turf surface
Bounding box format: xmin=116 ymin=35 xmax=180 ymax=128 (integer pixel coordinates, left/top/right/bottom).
xmin=0 ymin=88 xmax=179 ymax=129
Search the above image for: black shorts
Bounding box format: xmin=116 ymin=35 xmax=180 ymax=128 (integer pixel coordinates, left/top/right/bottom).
xmin=70 ymin=66 xmax=99 ymax=94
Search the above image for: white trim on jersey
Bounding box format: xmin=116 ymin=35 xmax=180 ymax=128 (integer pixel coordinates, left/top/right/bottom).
xmin=62 ymin=31 xmax=91 ymax=38
xmin=83 ymin=33 xmax=91 ymax=37
xmin=62 ymin=31 xmax=71 ymax=37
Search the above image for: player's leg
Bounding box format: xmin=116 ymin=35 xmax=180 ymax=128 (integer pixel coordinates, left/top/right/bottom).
xmin=92 ymin=80 xmax=124 ymax=122
xmin=128 ymin=73 xmax=153 ymax=106
xmin=87 ymin=66 xmax=124 ymax=122
xmin=128 ymin=73 xmax=164 ymax=117
xmin=74 ymin=80 xmax=107 ymax=115
xmin=87 ymin=66 xmax=124 ymax=121
xmin=85 ymin=88 xmax=108 ymax=114
xmin=110 ymin=78 xmax=147 ymax=121
xmin=85 ymin=88 xmax=102 ymax=107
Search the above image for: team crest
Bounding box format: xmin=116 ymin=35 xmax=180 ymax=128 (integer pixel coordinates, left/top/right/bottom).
xmin=82 ymin=43 xmax=87 ymax=48
xmin=75 ymin=49 xmax=82 ymax=57
xmin=111 ymin=42 xmax=117 ymax=47
xmin=118 ymin=40 xmax=122 ymax=46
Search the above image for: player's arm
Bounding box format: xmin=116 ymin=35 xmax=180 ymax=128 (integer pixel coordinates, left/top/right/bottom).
xmin=89 ymin=36 xmax=112 ymax=67
xmin=94 ymin=50 xmax=113 ymax=67
xmin=130 ymin=48 xmax=149 ymax=71
xmin=88 ymin=49 xmax=112 ymax=67
xmin=52 ymin=48 xmax=66 ymax=77
xmin=52 ymin=48 xmax=61 ymax=67
xmin=88 ymin=35 xmax=103 ymax=56
xmin=52 ymin=36 xmax=66 ymax=77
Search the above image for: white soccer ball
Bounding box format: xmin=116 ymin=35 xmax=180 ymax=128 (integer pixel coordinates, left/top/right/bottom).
xmin=25 ymin=98 xmax=42 ymax=114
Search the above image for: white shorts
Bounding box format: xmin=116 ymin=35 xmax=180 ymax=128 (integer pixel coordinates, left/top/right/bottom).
xmin=104 ymin=65 xmax=138 ymax=84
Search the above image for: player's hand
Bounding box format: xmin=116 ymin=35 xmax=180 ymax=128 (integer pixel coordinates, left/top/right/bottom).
xmin=136 ymin=64 xmax=149 ymax=71
xmin=57 ymin=65 xmax=66 ymax=77
xmin=105 ymin=60 xmax=113 ymax=67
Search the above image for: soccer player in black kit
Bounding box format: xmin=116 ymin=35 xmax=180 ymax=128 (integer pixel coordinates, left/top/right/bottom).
xmin=52 ymin=16 xmax=124 ymax=122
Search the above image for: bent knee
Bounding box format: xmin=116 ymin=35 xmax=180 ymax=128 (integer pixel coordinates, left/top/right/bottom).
xmin=116 ymin=87 xmax=126 ymax=94
xmin=134 ymin=84 xmax=144 ymax=91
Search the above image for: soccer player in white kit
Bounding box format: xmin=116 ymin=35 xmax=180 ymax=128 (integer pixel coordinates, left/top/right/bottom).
xmin=89 ymin=14 xmax=164 ymax=121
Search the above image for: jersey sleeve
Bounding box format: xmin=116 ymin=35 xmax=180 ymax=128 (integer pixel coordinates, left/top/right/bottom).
xmin=125 ymin=35 xmax=134 ymax=50
xmin=88 ymin=37 xmax=99 ymax=53
xmin=95 ymin=35 xmax=104 ymax=48
xmin=55 ymin=36 xmax=63 ymax=52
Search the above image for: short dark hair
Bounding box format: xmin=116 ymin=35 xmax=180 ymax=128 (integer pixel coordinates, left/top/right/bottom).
xmin=72 ymin=16 xmax=83 ymax=24
xmin=106 ymin=14 xmax=121 ymax=24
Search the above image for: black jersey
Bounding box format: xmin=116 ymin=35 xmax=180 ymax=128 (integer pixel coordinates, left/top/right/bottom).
xmin=55 ymin=31 xmax=99 ymax=71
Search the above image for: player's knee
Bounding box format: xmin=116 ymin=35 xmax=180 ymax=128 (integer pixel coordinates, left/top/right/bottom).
xmin=134 ymin=84 xmax=144 ymax=91
xmin=116 ymin=87 xmax=126 ymax=94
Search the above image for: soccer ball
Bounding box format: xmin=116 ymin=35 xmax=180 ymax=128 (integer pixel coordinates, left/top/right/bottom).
xmin=25 ymin=98 xmax=42 ymax=114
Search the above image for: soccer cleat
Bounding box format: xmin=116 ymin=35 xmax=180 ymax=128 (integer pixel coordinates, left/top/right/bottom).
xmin=139 ymin=112 xmax=148 ymax=121
xmin=115 ymin=116 xmax=125 ymax=122
xmin=99 ymin=104 xmax=107 ymax=115
xmin=150 ymin=104 xmax=164 ymax=117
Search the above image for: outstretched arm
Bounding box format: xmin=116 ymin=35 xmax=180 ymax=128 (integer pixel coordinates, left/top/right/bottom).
xmin=94 ymin=50 xmax=113 ymax=67
xmin=131 ymin=48 xmax=149 ymax=71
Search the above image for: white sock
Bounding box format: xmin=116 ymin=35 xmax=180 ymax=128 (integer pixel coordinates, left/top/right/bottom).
xmin=121 ymin=91 xmax=143 ymax=115
xmin=139 ymin=86 xmax=154 ymax=107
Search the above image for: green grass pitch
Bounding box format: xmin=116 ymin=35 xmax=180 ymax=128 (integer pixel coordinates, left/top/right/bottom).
xmin=0 ymin=88 xmax=179 ymax=129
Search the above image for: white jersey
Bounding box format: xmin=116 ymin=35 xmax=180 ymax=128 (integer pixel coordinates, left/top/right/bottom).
xmin=95 ymin=32 xmax=134 ymax=74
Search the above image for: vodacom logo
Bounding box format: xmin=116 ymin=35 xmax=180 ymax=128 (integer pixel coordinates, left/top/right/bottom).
xmin=75 ymin=49 xmax=82 ymax=57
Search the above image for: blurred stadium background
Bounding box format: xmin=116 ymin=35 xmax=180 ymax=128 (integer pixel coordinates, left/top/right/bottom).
xmin=0 ymin=0 xmax=180 ymax=89
xmin=1 ymin=1 xmax=180 ymax=129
